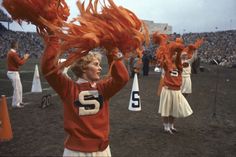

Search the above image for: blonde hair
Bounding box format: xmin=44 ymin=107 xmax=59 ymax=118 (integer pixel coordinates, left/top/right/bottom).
xmin=71 ymin=52 xmax=102 ymax=78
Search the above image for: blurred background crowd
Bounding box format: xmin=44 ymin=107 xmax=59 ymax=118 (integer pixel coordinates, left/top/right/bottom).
xmin=1 ymin=12 xmax=236 ymax=68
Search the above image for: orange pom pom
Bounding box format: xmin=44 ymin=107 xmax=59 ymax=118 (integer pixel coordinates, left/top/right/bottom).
xmin=2 ymin=0 xmax=69 ymax=32
xmin=152 ymin=32 xmax=168 ymax=45
xmin=175 ymin=37 xmax=183 ymax=44
xmin=50 ymin=0 xmax=150 ymax=64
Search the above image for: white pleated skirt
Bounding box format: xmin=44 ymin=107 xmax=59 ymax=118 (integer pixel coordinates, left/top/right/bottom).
xmin=63 ymin=145 xmax=111 ymax=157
xmin=181 ymin=76 xmax=192 ymax=94
xmin=158 ymin=87 xmax=193 ymax=118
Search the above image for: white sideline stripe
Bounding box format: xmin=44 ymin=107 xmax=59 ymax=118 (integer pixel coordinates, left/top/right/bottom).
xmin=21 ymin=80 xmax=48 ymax=84
xmin=0 ymin=79 xmax=48 ymax=84
xmin=22 ymin=102 xmax=31 ymax=106
xmin=20 ymin=71 xmax=35 ymax=73
xmin=6 ymin=87 xmax=56 ymax=99
xmin=0 ymin=70 xmax=34 ymax=73
xmin=24 ymin=93 xmax=58 ymax=106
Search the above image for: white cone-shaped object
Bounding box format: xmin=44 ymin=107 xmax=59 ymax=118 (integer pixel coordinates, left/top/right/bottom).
xmin=31 ymin=64 xmax=42 ymax=92
xmin=128 ymin=73 xmax=141 ymax=111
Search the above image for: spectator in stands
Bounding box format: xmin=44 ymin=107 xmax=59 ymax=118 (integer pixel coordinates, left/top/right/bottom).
xmin=0 ymin=28 xmax=43 ymax=59
xmin=182 ymin=30 xmax=236 ymax=67
xmin=1 ymin=18 xmax=236 ymax=68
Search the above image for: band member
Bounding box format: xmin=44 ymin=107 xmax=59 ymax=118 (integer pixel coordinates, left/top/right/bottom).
xmin=7 ymin=40 xmax=30 ymax=108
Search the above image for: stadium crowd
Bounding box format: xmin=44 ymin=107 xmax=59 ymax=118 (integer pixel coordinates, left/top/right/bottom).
xmin=0 ymin=23 xmax=43 ymax=59
xmin=182 ymin=30 xmax=236 ymax=67
xmin=149 ymin=30 xmax=236 ymax=67
xmin=1 ymin=24 xmax=236 ymax=67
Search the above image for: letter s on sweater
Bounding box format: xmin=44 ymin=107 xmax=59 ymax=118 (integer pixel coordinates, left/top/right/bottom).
xmin=78 ymin=90 xmax=100 ymax=116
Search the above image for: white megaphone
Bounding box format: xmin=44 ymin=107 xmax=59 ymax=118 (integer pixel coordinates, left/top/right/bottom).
xmin=31 ymin=64 xmax=42 ymax=92
xmin=128 ymin=73 xmax=141 ymax=111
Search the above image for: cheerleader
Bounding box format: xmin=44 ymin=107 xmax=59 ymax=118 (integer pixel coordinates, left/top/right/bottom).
xmin=2 ymin=0 xmax=148 ymax=155
xmin=42 ymin=37 xmax=129 ymax=156
xmin=181 ymin=38 xmax=204 ymax=97
xmin=180 ymin=50 xmax=197 ymax=97
xmin=158 ymin=41 xmax=193 ymax=134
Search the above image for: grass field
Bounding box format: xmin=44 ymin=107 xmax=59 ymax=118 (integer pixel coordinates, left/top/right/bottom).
xmin=0 ymin=58 xmax=236 ymax=157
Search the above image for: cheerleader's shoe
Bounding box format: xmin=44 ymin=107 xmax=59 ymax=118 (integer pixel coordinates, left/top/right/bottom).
xmin=13 ymin=103 xmax=24 ymax=108
xmin=170 ymin=127 xmax=178 ymax=133
xmin=19 ymin=103 xmax=25 ymax=107
xmin=164 ymin=128 xmax=174 ymax=135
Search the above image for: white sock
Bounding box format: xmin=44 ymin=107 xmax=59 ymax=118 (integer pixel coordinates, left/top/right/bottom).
xmin=163 ymin=123 xmax=170 ymax=131
xmin=169 ymin=123 xmax=177 ymax=130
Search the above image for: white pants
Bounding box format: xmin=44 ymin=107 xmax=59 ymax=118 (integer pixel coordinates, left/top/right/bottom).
xmin=63 ymin=146 xmax=111 ymax=157
xmin=7 ymin=71 xmax=23 ymax=107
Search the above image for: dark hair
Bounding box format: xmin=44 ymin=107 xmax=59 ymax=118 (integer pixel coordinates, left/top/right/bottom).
xmin=10 ymin=40 xmax=18 ymax=49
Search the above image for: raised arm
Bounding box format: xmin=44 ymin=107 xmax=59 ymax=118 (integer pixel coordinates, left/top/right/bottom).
xmin=188 ymin=50 xmax=198 ymax=64
xmin=169 ymin=42 xmax=184 ymax=71
xmin=98 ymin=53 xmax=129 ymax=99
xmin=41 ymin=36 xmax=73 ymax=98
xmin=176 ymin=50 xmax=183 ymax=71
xmin=12 ymin=53 xmax=29 ymax=66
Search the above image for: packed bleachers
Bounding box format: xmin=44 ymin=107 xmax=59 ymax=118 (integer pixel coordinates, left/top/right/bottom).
xmin=182 ymin=30 xmax=236 ymax=67
xmin=1 ymin=8 xmax=43 ymax=59
xmin=0 ymin=24 xmax=43 ymax=58
xmin=0 ymin=20 xmax=236 ymax=67
xmin=149 ymin=30 xmax=236 ymax=67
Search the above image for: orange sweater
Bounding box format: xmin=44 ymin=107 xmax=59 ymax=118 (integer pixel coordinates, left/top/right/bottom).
xmin=163 ymin=42 xmax=184 ymax=90
xmin=7 ymin=49 xmax=27 ymax=71
xmin=41 ymin=36 xmax=129 ymax=152
xmin=163 ymin=64 xmax=182 ymax=90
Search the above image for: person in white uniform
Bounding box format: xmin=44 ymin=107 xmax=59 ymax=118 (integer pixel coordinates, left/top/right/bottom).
xmin=180 ymin=50 xmax=198 ymax=97
xmin=7 ymin=41 xmax=30 ymax=108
